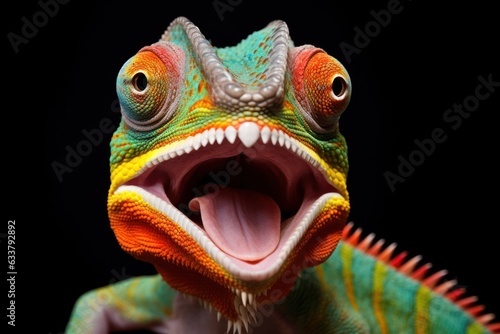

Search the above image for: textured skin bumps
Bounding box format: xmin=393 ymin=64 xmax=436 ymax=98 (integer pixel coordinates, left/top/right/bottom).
xmin=66 ymin=17 xmax=499 ymax=334
xmin=105 ymin=16 xmax=352 ymax=325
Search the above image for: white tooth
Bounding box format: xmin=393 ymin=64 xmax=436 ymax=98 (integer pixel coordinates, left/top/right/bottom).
xmin=261 ymin=126 xmax=271 ymax=144
xmin=216 ymin=128 xmax=225 ymax=144
xmin=300 ymin=149 xmax=309 ymax=161
xmin=237 ymin=304 xmax=251 ymax=332
xmin=278 ymin=130 xmax=285 ymax=147
xmin=237 ymin=122 xmax=260 ymax=148
xmin=217 ymin=311 xmax=222 ymax=322
xmin=184 ymin=136 xmax=194 ymax=153
xmin=201 ymin=130 xmax=209 ymax=147
xmin=234 ymin=321 xmax=241 ymax=334
xmin=227 ymin=320 xmax=233 ymax=333
xmin=193 ymin=133 xmax=202 ymax=150
xmin=208 ymin=128 xmax=216 ymax=144
xmin=271 ymin=129 xmax=278 ymax=145
xmin=225 ymin=126 xmax=237 ymax=144
xmin=247 ymin=293 xmax=254 ymax=306
xmin=284 ymin=136 xmax=291 ymax=149
xmin=168 ymin=151 xmax=177 ymax=159
xmin=176 ymin=147 xmax=185 ymax=156
xmin=241 ymin=291 xmax=247 ymax=306
xmin=290 ymin=138 xmax=298 ymax=153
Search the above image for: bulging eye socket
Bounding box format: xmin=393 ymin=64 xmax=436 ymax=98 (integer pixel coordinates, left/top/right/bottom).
xmin=115 ymin=43 xmax=185 ymax=132
xmin=301 ymin=51 xmax=351 ymax=132
xmin=116 ymin=51 xmax=169 ymax=127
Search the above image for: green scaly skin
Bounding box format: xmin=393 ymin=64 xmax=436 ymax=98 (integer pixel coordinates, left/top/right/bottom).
xmin=66 ymin=17 xmax=498 ymax=334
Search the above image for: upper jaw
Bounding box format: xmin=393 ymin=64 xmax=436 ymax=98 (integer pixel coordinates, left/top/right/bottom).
xmin=113 ymin=121 xmax=345 ymax=281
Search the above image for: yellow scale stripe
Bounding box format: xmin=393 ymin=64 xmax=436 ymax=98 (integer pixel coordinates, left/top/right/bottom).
xmin=466 ymin=321 xmax=486 ymax=334
xmin=373 ymin=261 xmax=389 ymax=334
xmin=340 ymin=245 xmax=358 ymax=311
xmin=315 ymin=265 xmax=327 ymax=291
xmin=415 ymin=285 xmax=431 ymax=334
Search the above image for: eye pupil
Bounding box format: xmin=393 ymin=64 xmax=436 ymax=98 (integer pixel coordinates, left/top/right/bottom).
xmin=332 ymin=77 xmax=346 ymax=97
xmin=133 ymin=72 xmax=148 ymax=91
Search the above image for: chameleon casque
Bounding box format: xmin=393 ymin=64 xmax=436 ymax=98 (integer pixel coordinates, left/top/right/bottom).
xmin=66 ymin=16 xmax=499 ymax=333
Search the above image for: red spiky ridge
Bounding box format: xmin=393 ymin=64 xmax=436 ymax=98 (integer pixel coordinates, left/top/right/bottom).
xmin=342 ymin=222 xmax=500 ymax=333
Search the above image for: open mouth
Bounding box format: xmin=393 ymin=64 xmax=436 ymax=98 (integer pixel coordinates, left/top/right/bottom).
xmin=115 ymin=122 xmax=343 ymax=281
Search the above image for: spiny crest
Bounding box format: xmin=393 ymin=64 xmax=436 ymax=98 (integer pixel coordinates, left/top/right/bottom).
xmin=160 ymin=16 xmax=290 ymax=113
xmin=342 ymin=222 xmax=500 ymax=333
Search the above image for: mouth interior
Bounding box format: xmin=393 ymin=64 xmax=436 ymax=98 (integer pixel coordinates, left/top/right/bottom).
xmin=188 ymin=187 xmax=282 ymax=261
xmin=125 ymin=141 xmax=337 ymax=264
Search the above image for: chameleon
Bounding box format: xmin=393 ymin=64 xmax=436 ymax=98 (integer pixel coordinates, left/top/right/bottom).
xmin=66 ymin=16 xmax=499 ymax=334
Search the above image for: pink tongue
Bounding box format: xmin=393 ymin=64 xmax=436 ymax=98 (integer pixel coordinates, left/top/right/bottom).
xmin=188 ymin=188 xmax=281 ymax=261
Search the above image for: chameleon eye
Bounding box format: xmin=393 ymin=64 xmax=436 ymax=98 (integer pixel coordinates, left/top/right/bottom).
xmin=132 ymin=72 xmax=148 ymax=92
xmin=332 ymin=76 xmax=348 ymax=97
xmin=116 ymin=44 xmax=183 ymax=131
xmin=298 ymin=50 xmax=351 ymax=133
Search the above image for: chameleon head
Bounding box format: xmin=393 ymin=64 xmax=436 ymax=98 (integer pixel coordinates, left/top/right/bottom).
xmin=108 ymin=16 xmax=351 ymax=325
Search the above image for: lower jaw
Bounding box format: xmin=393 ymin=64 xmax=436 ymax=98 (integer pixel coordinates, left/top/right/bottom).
xmin=111 ymin=185 xmax=348 ymax=276
xmin=159 ymin=213 xmax=345 ymax=321
xmin=154 ymin=250 xmax=304 ymax=322
xmin=108 ymin=189 xmax=349 ymax=319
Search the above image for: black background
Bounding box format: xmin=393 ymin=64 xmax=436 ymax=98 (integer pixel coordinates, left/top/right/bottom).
xmin=5 ymin=0 xmax=499 ymax=332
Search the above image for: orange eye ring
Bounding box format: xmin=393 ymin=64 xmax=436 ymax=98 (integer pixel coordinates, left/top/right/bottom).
xmin=117 ymin=50 xmax=169 ymax=123
xmin=298 ymin=50 xmax=351 ymax=132
xmin=115 ymin=43 xmax=185 ymax=132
